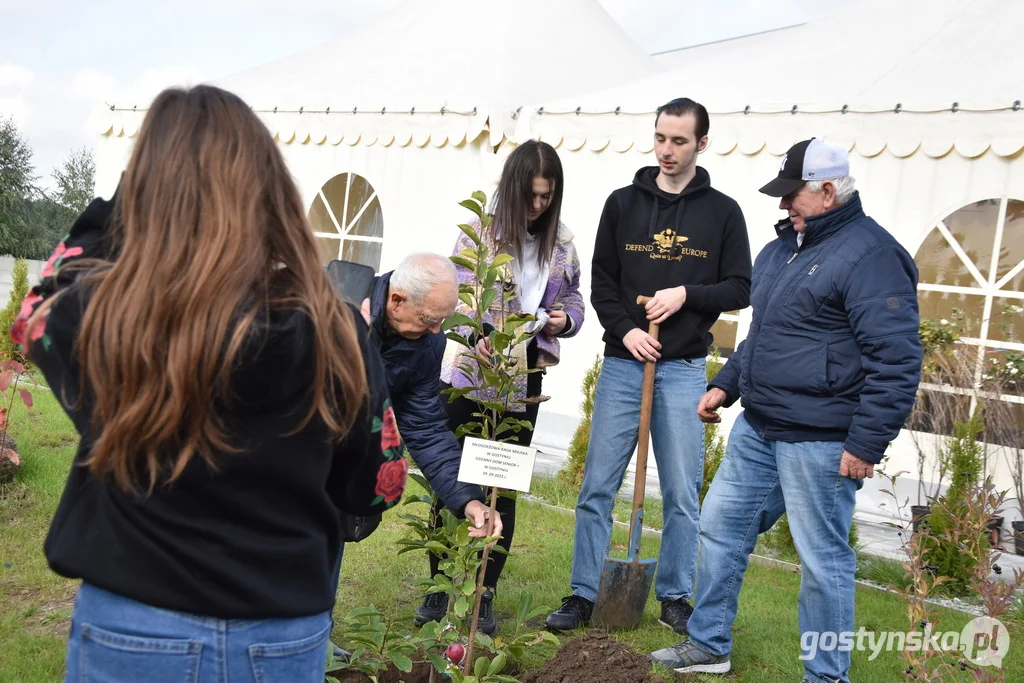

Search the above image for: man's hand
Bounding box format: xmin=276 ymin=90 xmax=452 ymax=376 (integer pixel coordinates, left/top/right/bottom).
xmin=465 ymin=500 xmax=503 ymax=540
xmin=839 ymin=450 xmax=875 ymax=479
xmin=697 ymin=388 xmax=728 ymax=423
xmin=475 ymin=337 xmax=493 ymax=362
xmin=360 ymin=298 xmax=372 ymax=326
xmin=543 ymin=310 xmax=568 ymax=336
xmin=645 ymin=286 xmax=687 ymax=325
xmin=623 ymin=328 xmax=662 ymax=362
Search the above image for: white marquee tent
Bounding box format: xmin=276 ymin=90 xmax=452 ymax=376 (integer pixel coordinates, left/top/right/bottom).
xmin=91 ymin=0 xmax=1023 ymax=519
xmin=93 ymin=0 xmax=663 ymax=263
xmin=512 ymin=0 xmax=1024 ymax=517
xmin=93 ymin=0 xmax=664 ymax=444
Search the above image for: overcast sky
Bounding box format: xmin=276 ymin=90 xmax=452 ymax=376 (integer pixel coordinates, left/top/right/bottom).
xmin=1 ymin=0 xmax=848 ymax=190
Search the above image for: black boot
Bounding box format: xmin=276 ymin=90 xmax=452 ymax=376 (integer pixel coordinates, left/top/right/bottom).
xmin=414 ymin=591 xmax=450 ymax=627
xmin=658 ymin=598 xmax=694 ymax=635
xmin=475 ymin=590 xmax=497 ymax=636
xmin=544 ymin=595 xmax=594 ymax=632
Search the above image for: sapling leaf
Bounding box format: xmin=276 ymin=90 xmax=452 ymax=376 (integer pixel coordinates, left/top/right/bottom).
xmin=458 ymin=215 xmax=484 ymax=237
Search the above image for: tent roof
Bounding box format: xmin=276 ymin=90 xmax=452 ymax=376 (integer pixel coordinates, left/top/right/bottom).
xmin=96 ymin=0 xmax=663 ymax=147
xmin=651 ymin=23 xmax=804 ymax=70
xmin=514 ymin=0 xmax=1024 ymax=159
xmin=218 ymin=0 xmax=659 ymax=110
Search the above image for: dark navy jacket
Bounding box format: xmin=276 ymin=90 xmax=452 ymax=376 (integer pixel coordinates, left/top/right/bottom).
xmin=711 ymin=193 xmax=922 ymax=463
xmin=370 ymin=272 xmax=484 ymax=513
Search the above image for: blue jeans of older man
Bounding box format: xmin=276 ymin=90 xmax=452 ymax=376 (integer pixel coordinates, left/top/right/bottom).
xmin=686 ymin=413 xmax=860 ymax=683
xmin=571 ymin=355 xmax=707 ymax=603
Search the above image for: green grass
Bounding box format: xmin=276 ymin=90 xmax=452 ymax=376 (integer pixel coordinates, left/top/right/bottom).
xmin=527 ymin=474 xmax=803 ymax=565
xmin=1 ymin=388 xmax=81 ymax=683
xmin=1011 ymin=596 xmax=1024 ymax=625
xmin=527 ymin=472 xmax=665 ymax=530
xmin=3 ymin=391 xmax=1024 ymax=681
xmin=857 ymin=555 xmax=914 ymax=592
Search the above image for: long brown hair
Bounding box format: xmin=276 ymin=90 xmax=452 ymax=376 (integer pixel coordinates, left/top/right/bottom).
xmin=70 ymin=85 xmax=366 ymax=492
xmin=490 ymin=140 xmax=563 ymax=267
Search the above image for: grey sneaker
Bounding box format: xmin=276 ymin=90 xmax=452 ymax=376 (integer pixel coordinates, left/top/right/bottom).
xmin=649 ymin=640 xmax=731 ymax=675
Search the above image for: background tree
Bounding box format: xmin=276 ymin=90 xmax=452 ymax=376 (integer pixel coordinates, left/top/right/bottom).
xmin=0 ymin=116 xmax=37 ymax=258
xmin=0 ymin=258 xmax=30 ymax=363
xmin=0 ymin=123 xmax=95 ymax=260
xmin=52 ymin=147 xmax=95 ymax=214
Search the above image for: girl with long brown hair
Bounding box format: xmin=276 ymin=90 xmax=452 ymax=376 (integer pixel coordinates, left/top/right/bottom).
xmin=12 ymin=85 xmax=407 ymax=683
xmin=417 ymin=140 xmax=584 ymax=635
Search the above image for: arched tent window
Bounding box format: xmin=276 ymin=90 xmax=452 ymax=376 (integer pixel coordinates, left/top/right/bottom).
xmin=308 ymin=173 xmax=384 ymax=272
xmin=912 ymin=198 xmax=1024 ymax=438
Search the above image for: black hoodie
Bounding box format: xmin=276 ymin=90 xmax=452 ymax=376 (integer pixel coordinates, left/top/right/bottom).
xmin=591 ymin=166 xmax=752 ymax=361
xmin=26 ymin=195 xmax=406 ymax=619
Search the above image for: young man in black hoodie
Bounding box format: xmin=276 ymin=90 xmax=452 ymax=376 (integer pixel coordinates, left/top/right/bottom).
xmin=546 ymin=98 xmax=752 ymax=634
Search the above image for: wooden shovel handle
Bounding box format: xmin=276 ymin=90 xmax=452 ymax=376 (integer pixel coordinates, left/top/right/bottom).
xmin=631 ymin=296 xmax=659 ymax=543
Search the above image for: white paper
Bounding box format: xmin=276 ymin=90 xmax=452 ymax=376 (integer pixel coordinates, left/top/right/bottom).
xmin=524 ymin=309 xmax=550 ymax=334
xmin=457 ymin=436 xmax=537 ymax=492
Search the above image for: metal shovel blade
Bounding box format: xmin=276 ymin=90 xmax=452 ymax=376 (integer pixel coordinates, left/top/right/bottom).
xmin=590 ymin=509 xmax=657 ymax=630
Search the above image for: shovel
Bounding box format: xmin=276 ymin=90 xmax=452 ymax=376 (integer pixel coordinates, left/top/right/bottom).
xmin=590 ymin=294 xmax=659 ymax=630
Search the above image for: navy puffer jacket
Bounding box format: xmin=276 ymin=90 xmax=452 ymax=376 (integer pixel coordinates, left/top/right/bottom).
xmin=711 ymin=193 xmax=922 ymax=463
xmin=369 ymin=272 xmax=484 ymax=513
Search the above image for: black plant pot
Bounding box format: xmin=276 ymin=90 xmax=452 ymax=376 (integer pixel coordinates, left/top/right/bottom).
xmin=911 ymin=505 xmax=931 ymax=533
xmin=1013 ymin=521 xmax=1024 ymax=556
xmin=987 ymin=516 xmax=1004 ymax=547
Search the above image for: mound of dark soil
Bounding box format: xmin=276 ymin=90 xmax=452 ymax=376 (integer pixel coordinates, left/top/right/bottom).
xmin=521 ymin=631 xmax=660 ymax=683
xmin=328 ymin=661 xmax=435 ymax=683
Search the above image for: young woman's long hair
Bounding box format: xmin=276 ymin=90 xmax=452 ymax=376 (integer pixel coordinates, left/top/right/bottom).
xmin=69 ymin=85 xmax=366 ymax=493
xmin=490 ymin=140 xmax=563 ymax=267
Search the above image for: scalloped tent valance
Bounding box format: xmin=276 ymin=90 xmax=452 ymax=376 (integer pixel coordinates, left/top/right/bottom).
xmin=92 ymin=107 xmax=497 ymax=148
xmin=92 ymin=0 xmax=663 ymax=150
xmin=513 ymin=0 xmax=1024 ymax=159
xmin=522 ymin=110 xmax=1024 ymax=160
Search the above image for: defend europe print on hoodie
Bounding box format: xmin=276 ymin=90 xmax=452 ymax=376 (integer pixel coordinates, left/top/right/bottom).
xmin=591 ymin=165 xmax=752 ymax=361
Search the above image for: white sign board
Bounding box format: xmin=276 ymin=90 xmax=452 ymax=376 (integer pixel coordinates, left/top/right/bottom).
xmin=457 ymin=437 xmax=538 ymax=492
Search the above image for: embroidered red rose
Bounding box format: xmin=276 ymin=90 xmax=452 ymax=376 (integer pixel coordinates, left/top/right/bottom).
xmin=40 ymin=244 xmax=65 ymax=278
xmin=8 ymin=315 xmax=25 ymax=349
xmin=375 ymin=458 xmax=408 ymax=503
xmin=380 ymin=405 xmax=401 ymax=452
xmin=18 ymin=292 xmax=42 ymax=319
xmin=29 ymin=314 xmax=46 ymax=343
xmin=10 ymin=292 xmax=44 ymax=349
xmin=40 ymin=242 xmax=84 ymax=278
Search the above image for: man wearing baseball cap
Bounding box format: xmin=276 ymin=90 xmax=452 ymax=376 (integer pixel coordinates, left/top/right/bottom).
xmin=650 ymin=138 xmax=923 ymax=683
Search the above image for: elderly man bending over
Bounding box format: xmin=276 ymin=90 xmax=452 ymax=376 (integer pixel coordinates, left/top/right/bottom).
xmin=330 ymin=253 xmax=497 ymax=657
xmin=650 ymin=139 xmax=922 ymax=683
xmin=368 ymin=252 xmax=496 ymax=531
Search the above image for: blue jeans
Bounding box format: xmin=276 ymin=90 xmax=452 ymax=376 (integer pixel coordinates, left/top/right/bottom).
xmin=571 ymin=355 xmax=706 ymax=602
xmin=65 ymin=583 xmax=332 ymax=683
xmin=687 ymin=413 xmax=859 ymax=683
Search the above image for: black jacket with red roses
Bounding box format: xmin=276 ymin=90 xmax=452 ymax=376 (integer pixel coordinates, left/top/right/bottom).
xmin=13 ymin=195 xmax=408 ymax=619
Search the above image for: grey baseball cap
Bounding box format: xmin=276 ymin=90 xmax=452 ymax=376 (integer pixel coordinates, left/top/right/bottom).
xmin=759 ymin=138 xmax=850 ymax=197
